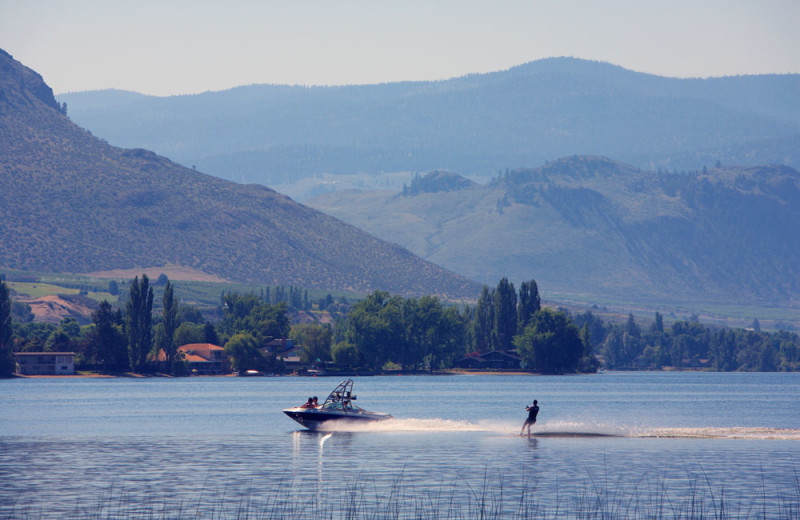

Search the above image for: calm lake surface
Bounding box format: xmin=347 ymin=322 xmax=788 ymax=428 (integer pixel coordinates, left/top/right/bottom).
xmin=1 ymin=372 xmax=799 ymax=519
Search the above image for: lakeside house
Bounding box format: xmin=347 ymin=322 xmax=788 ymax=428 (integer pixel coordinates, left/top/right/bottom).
xmin=156 ymin=343 xmax=229 ymax=375
xmin=264 ymin=338 xmax=305 ymax=370
xmin=14 ymin=352 xmax=76 ymax=375
xmin=454 ymin=350 xmax=522 ymax=370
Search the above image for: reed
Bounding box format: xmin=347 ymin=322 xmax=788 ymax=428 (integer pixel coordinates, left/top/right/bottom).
xmin=4 ymin=468 xmax=799 ymax=520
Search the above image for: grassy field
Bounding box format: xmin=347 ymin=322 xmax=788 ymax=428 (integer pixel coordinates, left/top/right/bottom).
xmin=2 ymin=267 xmax=363 ymax=311
xmin=3 ymin=266 xmax=796 ymax=331
xmin=548 ymin=289 xmax=800 ymax=331
xmin=7 ymin=281 xmax=117 ymax=303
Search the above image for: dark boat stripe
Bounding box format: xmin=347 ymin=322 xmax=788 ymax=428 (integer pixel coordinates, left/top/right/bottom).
xmin=283 ymin=409 xmax=391 ymax=429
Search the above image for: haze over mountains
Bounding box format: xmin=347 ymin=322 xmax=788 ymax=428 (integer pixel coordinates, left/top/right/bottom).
xmin=60 ymin=58 xmax=800 ymax=200
xmin=6 ymin=46 xmax=800 ymax=317
xmin=308 ymin=158 xmax=800 ymax=308
xmin=0 ymin=49 xmax=480 ymax=298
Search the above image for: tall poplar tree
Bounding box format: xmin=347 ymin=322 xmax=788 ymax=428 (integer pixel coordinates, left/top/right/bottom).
xmin=0 ymin=281 xmax=11 ymax=349
xmin=473 ymin=286 xmax=495 ymax=353
xmin=493 ymin=277 xmax=517 ymax=351
xmin=126 ymin=275 xmax=154 ymax=373
xmin=517 ymin=279 xmax=541 ymax=331
xmin=0 ymin=281 xmax=15 ymax=377
xmin=161 ymin=279 xmax=179 ymax=373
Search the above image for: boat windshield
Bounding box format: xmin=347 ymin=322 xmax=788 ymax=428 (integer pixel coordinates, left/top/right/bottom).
xmin=320 ymin=400 xmax=363 ymax=412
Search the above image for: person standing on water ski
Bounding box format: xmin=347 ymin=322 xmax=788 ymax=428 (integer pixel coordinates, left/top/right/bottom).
xmin=521 ymin=400 xmax=539 ymax=436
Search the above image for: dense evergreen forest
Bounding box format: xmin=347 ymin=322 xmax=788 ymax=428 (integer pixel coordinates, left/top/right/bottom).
xmin=1 ymin=277 xmax=798 ymax=377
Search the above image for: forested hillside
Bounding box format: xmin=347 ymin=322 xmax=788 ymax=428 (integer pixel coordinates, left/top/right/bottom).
xmin=59 ymin=58 xmax=800 ymax=193
xmin=0 ymin=49 xmax=480 ymax=299
xmin=308 ymin=156 xmax=800 ymax=309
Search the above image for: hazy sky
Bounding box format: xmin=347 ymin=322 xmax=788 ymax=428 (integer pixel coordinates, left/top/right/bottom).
xmin=2 ymin=0 xmax=798 ymax=96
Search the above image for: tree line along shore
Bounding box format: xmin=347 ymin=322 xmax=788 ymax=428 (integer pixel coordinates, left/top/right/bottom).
xmin=1 ymin=276 xmax=798 ymax=377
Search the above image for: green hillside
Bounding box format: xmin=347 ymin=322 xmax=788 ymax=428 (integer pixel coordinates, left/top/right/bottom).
xmin=308 ymin=156 xmax=800 ymax=312
xmin=0 ymin=49 xmax=480 ymax=299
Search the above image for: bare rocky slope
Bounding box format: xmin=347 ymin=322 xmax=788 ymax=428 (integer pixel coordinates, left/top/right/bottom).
xmin=0 ymin=49 xmax=480 ymax=299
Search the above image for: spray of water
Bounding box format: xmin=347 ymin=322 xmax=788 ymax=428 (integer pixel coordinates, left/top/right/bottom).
xmin=639 ymin=426 xmax=800 ymax=440
xmin=318 ymin=417 xmax=493 ymax=433
xmin=311 ymin=418 xmax=800 ymax=439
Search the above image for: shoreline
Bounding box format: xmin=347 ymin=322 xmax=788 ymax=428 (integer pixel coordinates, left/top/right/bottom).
xmin=10 ymin=369 xmax=541 ymax=379
xmin=9 ymin=367 xmax=734 ymax=379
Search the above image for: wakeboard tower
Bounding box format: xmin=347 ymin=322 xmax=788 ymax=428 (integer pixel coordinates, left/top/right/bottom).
xmin=283 ymin=379 xmax=393 ymax=430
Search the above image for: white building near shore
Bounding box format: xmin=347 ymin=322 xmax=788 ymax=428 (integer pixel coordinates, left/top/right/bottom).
xmin=14 ymin=352 xmax=76 ymax=375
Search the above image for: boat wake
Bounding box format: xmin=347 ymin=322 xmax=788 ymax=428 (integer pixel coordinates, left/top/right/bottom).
xmin=315 ymin=417 xmax=494 ymax=432
xmin=311 ymin=418 xmax=628 ymax=435
xmin=638 ymin=427 xmax=800 ymax=440
xmin=312 ymin=418 xmax=800 ymax=440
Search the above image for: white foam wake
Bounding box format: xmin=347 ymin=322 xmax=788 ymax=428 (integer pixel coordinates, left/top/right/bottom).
xmin=315 ymin=419 xmax=800 ymax=440
xmin=320 ymin=417 xmax=496 ymax=432
xmin=638 ymin=427 xmax=800 ymax=440
xmin=318 ymin=418 xmax=625 ymax=435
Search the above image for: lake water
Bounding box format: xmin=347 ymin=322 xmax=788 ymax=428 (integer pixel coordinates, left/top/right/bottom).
xmin=1 ymin=372 xmax=798 ymax=519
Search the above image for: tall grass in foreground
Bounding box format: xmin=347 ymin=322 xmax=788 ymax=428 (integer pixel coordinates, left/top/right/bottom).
xmin=4 ymin=469 xmax=799 ymax=520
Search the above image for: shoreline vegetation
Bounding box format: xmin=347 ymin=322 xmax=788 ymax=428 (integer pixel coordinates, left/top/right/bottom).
xmin=10 ymin=365 xmax=747 ymax=379
xmin=7 ymin=369 xmax=535 ymax=379
xmin=6 ymin=469 xmax=799 ymax=520
xmin=2 ymin=276 xmax=799 ymax=379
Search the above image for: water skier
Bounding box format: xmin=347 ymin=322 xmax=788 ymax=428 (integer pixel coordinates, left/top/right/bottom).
xmin=521 ymin=400 xmax=539 ymax=436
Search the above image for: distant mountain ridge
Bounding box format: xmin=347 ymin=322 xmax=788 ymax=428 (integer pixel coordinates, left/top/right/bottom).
xmin=308 ymin=156 xmax=800 ymax=307
xmin=0 ymin=49 xmax=480 ymax=298
xmin=59 ymin=58 xmax=800 ymax=194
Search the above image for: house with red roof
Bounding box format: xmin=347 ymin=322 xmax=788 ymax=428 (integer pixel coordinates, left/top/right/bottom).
xmin=156 ymin=343 xmax=229 ymax=375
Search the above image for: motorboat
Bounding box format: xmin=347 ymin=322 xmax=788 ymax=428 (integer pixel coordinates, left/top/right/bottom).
xmin=283 ymin=379 xmax=393 ymax=430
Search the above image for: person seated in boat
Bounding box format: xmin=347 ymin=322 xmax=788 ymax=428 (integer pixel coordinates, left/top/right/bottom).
xmin=300 ymin=397 xmax=315 ymax=409
xmin=312 ymin=396 xmax=319 ymax=408
xmin=342 ymin=392 xmax=352 ymax=410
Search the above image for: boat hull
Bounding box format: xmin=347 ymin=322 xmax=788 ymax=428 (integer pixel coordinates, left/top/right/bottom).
xmin=283 ymin=408 xmax=392 ymax=430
